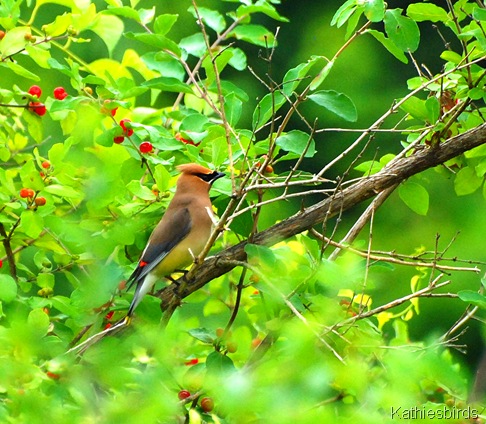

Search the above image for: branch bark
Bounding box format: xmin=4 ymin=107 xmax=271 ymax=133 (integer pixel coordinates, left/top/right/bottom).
xmin=160 ymin=123 xmax=486 ymax=310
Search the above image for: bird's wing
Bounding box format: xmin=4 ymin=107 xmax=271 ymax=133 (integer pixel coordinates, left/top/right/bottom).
xmin=127 ymin=207 xmax=192 ymax=286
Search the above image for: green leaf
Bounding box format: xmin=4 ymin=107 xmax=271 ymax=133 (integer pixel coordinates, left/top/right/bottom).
xmin=188 ymin=7 xmax=225 ymax=33
xmin=399 ymin=181 xmax=429 ymax=215
xmin=154 ymin=14 xmax=178 ymax=35
xmin=354 ymin=160 xmax=383 ymax=175
xmin=126 ymin=180 xmax=156 ymax=201
xmin=206 ymin=351 xmax=236 ymax=374
xmin=44 ymin=184 xmax=83 ymax=199
xmin=224 ymin=92 xmax=242 ymax=126
xmin=0 ymin=274 xmax=17 ymax=303
xmin=245 ymin=244 xmax=277 ymax=265
xmin=210 ymin=135 xmax=228 ymax=167
xmin=187 ymin=327 xmax=214 ymax=344
xmin=364 ymin=0 xmax=385 ymax=22
xmin=41 ymin=12 xmax=72 ymax=36
xmin=37 ymin=273 xmax=55 ymax=289
xmin=440 ymin=50 xmax=462 ymax=64
xmin=179 ymin=33 xmax=206 ymax=57
xmin=153 ymin=164 xmax=171 ymax=192
xmin=331 ymin=0 xmax=357 ymax=28
xmin=102 ymin=6 xmax=140 ymax=22
xmin=406 ymin=4 xmax=449 ymax=22
xmin=25 ymin=44 xmax=51 ymax=68
xmin=310 ymin=60 xmax=334 ymax=91
xmin=0 ymin=26 xmax=27 ymax=57
xmin=4 ymin=61 xmax=40 ymax=80
xmin=230 ymin=25 xmax=275 ymax=47
xmin=283 ymin=56 xmax=321 ymax=96
xmin=142 ymin=77 xmax=193 ymax=94
xmin=473 ymin=7 xmax=486 ymax=22
xmin=228 ymin=47 xmax=247 ymax=71
xmin=138 ymin=7 xmax=156 ymax=26
xmin=90 ymin=14 xmax=124 ymax=56
xmin=399 ymin=96 xmax=429 ymax=122
xmin=203 ymin=48 xmax=233 ymax=85
xmin=252 ymin=92 xmax=285 ymax=130
xmin=20 ymin=210 xmax=44 ymax=238
xmin=454 ymin=167 xmax=483 ymax=196
xmin=465 ymin=144 xmax=486 ymax=159
xmin=307 ymin=90 xmax=357 ymax=122
xmin=125 ymin=32 xmax=181 ymax=56
xmin=384 ymin=9 xmax=420 ymax=53
xmin=276 ymin=130 xmax=316 ymax=158
xmin=27 ymin=308 xmax=50 ymax=336
xmin=236 ymin=3 xmax=289 ymax=22
xmin=425 ymin=96 xmax=440 ymax=123
xmin=180 ymin=113 xmax=210 ymax=133
xmin=142 ymin=52 xmax=185 ymax=80
xmin=457 ymin=290 xmax=486 ymax=309
xmin=365 ymin=29 xmax=408 ymax=63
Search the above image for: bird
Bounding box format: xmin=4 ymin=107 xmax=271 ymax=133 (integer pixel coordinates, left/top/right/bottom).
xmin=125 ymin=163 xmax=225 ymax=317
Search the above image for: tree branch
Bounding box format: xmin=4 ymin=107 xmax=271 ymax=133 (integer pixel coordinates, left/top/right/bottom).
xmin=159 ymin=123 xmax=486 ymax=309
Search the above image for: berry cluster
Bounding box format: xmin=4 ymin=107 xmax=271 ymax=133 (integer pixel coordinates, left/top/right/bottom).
xmin=112 ymin=118 xmax=154 ymax=153
xmin=19 ymin=188 xmax=46 ymax=206
xmin=26 ymin=85 xmax=69 ymax=117
xmin=177 ymin=390 xmax=214 ymax=413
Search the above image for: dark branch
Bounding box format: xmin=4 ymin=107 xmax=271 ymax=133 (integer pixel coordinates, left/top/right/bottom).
xmin=160 ymin=123 xmax=486 ymax=310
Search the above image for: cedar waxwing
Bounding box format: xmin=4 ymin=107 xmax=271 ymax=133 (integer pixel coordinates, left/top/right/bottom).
xmin=126 ymin=163 xmax=225 ymax=316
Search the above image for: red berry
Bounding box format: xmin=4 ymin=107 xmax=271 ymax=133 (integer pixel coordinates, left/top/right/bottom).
xmin=185 ymin=358 xmax=198 ymax=366
xmin=28 ymin=85 xmax=42 ymax=98
xmin=20 ymin=188 xmax=35 ymax=198
xmin=104 ymin=323 xmax=112 ymax=330
xmin=0 ymin=259 xmax=3 ymax=268
xmin=139 ymin=141 xmax=153 ymax=153
xmin=178 ymin=390 xmax=191 ymax=400
xmin=251 ymin=338 xmax=262 ymax=349
xmin=101 ymin=100 xmax=118 ymax=116
xmin=0 ymin=30 xmax=5 ymax=40
xmin=34 ymin=197 xmax=46 ymax=206
xmin=41 ymin=160 xmax=50 ymax=169
xmin=120 ymin=119 xmax=134 ymax=136
xmin=113 ymin=136 xmax=125 ymax=144
xmin=200 ymin=397 xmax=214 ymax=412
xmin=264 ymin=165 xmax=274 ymax=174
xmin=46 ymin=371 xmax=60 ymax=380
xmin=105 ymin=311 xmax=114 ymax=320
xmin=53 ymin=87 xmax=68 ymax=100
xmin=29 ymin=102 xmax=46 ymax=116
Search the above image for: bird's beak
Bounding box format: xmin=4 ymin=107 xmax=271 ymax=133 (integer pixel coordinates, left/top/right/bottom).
xmin=210 ymin=171 xmax=225 ymax=185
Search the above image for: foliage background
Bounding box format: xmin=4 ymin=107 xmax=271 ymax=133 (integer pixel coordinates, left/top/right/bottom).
xmin=1 ymin=0 xmax=486 ymax=423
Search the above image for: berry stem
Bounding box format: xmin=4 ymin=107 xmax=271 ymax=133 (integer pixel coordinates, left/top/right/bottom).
xmin=0 ymin=103 xmax=32 ymax=108
xmin=0 ymin=223 xmax=18 ymax=281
